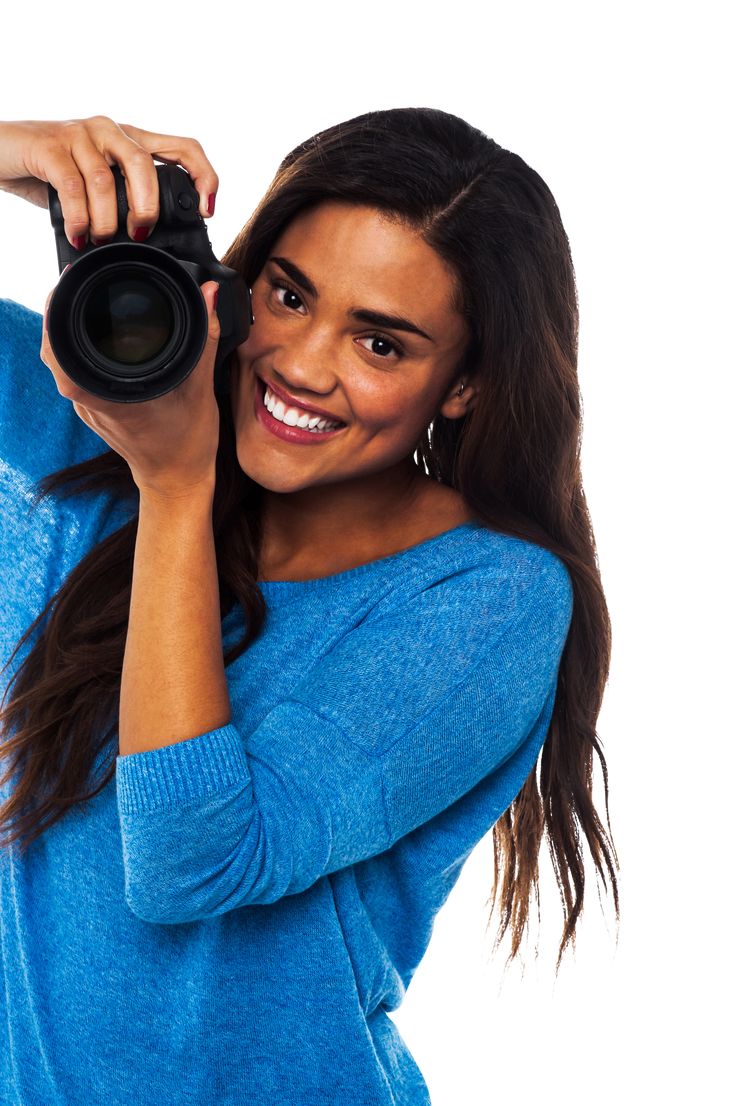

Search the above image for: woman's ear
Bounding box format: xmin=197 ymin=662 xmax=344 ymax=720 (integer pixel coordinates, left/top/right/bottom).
xmin=437 ymin=375 xmax=480 ymax=421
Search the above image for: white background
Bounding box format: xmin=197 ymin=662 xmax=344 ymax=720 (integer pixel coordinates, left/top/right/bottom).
xmin=1 ymin=2 xmax=733 ymax=1103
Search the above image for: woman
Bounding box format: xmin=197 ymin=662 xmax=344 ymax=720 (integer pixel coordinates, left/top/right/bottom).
xmin=0 ymin=110 xmax=618 ymax=1104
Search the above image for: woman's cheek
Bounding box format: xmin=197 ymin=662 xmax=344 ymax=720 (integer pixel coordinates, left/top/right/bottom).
xmin=361 ymin=385 xmax=436 ymax=443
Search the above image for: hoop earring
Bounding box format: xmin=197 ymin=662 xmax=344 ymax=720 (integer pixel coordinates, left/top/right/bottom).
xmin=456 ymin=382 xmax=465 ymax=397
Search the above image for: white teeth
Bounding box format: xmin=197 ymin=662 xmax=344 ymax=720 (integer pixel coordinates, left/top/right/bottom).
xmin=262 ymin=385 xmax=341 ymax=432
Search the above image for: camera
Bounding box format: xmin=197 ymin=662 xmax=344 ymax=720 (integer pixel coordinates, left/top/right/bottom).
xmin=46 ymin=163 xmax=252 ymax=403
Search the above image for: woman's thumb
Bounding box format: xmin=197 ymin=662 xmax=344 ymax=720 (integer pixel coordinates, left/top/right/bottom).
xmin=205 ymin=281 xmax=221 ymax=339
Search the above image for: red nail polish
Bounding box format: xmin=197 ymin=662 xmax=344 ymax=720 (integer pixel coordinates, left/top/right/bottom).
xmin=207 ymin=193 xmax=216 ymax=216
xmin=133 ymin=226 xmax=149 ymax=242
xmin=213 ymin=286 xmax=220 ymax=311
xmin=73 ymin=235 xmax=86 ymax=251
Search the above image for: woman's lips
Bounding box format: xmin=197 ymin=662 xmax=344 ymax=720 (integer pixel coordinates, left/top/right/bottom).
xmin=261 ymin=376 xmax=345 ymax=424
xmin=253 ymin=376 xmax=348 ymax=445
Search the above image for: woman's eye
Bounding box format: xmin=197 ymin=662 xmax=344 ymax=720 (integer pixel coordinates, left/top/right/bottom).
xmin=271 ymin=281 xmax=305 ymax=312
xmin=268 ymin=280 xmax=402 ymax=360
xmin=356 ymin=334 xmax=404 ymax=360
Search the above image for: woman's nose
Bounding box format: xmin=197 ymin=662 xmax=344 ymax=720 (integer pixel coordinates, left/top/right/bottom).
xmin=273 ymin=327 xmax=342 ymax=398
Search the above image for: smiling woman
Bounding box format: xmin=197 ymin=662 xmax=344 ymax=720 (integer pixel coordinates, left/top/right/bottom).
xmin=229 ymin=200 xmax=476 ymax=578
xmin=0 ymin=107 xmax=617 ymax=1105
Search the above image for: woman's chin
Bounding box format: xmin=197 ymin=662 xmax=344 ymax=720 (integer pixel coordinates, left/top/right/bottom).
xmin=234 ymin=448 xmax=318 ymax=495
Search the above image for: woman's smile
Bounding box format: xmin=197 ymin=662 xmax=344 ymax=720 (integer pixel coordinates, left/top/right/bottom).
xmin=252 ymin=374 xmax=349 ymax=445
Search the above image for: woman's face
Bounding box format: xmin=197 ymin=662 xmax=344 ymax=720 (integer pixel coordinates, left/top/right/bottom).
xmin=229 ymin=200 xmax=473 ymax=494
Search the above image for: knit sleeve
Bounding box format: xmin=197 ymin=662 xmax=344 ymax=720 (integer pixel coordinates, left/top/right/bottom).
xmin=115 ymin=547 xmax=573 ymax=924
xmin=0 ymin=298 xmax=110 ymax=490
xmin=0 ymin=298 xmax=136 ymax=662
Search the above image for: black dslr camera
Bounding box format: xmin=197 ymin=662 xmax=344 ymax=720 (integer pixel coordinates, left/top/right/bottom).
xmin=46 ymin=163 xmax=252 ymax=403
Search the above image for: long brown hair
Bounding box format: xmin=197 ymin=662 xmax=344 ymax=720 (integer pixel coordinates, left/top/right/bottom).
xmin=0 ymin=107 xmax=618 ymax=971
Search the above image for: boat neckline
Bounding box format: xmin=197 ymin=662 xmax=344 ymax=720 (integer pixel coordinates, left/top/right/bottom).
xmin=255 ymin=520 xmax=484 ymax=591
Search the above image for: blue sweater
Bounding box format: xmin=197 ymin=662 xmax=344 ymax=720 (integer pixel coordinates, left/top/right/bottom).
xmin=0 ymin=297 xmax=573 ymax=1105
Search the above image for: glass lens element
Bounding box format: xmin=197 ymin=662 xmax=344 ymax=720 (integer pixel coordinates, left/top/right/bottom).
xmin=84 ymin=277 xmax=174 ymax=365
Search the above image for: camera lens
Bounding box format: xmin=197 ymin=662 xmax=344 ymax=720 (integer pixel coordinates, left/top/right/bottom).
xmin=84 ymin=276 xmax=174 ymax=365
xmin=47 ymin=243 xmax=210 ymax=403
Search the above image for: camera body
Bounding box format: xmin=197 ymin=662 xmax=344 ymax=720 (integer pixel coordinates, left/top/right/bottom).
xmin=47 ymin=163 xmax=252 ymax=403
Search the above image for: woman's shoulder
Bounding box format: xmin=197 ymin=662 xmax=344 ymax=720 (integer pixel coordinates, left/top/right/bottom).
xmin=404 ymin=481 xmax=570 ymax=583
xmin=345 ymin=499 xmax=573 ymax=642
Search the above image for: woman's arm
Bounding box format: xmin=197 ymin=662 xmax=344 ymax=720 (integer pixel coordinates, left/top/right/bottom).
xmin=118 ymin=483 xmax=231 ymax=757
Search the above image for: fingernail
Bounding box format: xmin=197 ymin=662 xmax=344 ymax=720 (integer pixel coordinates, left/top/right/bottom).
xmin=207 ymin=193 xmax=216 ymax=216
xmin=73 ymin=235 xmax=86 ymax=251
xmin=133 ymin=226 xmax=149 ymax=242
xmin=213 ymin=285 xmax=220 ymax=311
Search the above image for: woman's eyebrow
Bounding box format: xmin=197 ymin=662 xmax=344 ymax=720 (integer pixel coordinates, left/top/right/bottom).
xmin=269 ymin=256 xmax=435 ymax=343
xmin=270 ymin=256 xmax=319 ymax=299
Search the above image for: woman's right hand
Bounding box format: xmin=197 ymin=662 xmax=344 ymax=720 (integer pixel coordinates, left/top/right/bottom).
xmin=0 ymin=116 xmax=219 ymax=248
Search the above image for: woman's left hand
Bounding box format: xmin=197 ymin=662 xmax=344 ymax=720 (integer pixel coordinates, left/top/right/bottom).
xmin=40 ymin=278 xmax=222 ymax=500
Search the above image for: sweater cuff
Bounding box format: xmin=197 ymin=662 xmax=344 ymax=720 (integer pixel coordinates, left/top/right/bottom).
xmin=115 ymin=723 xmax=249 ymax=815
